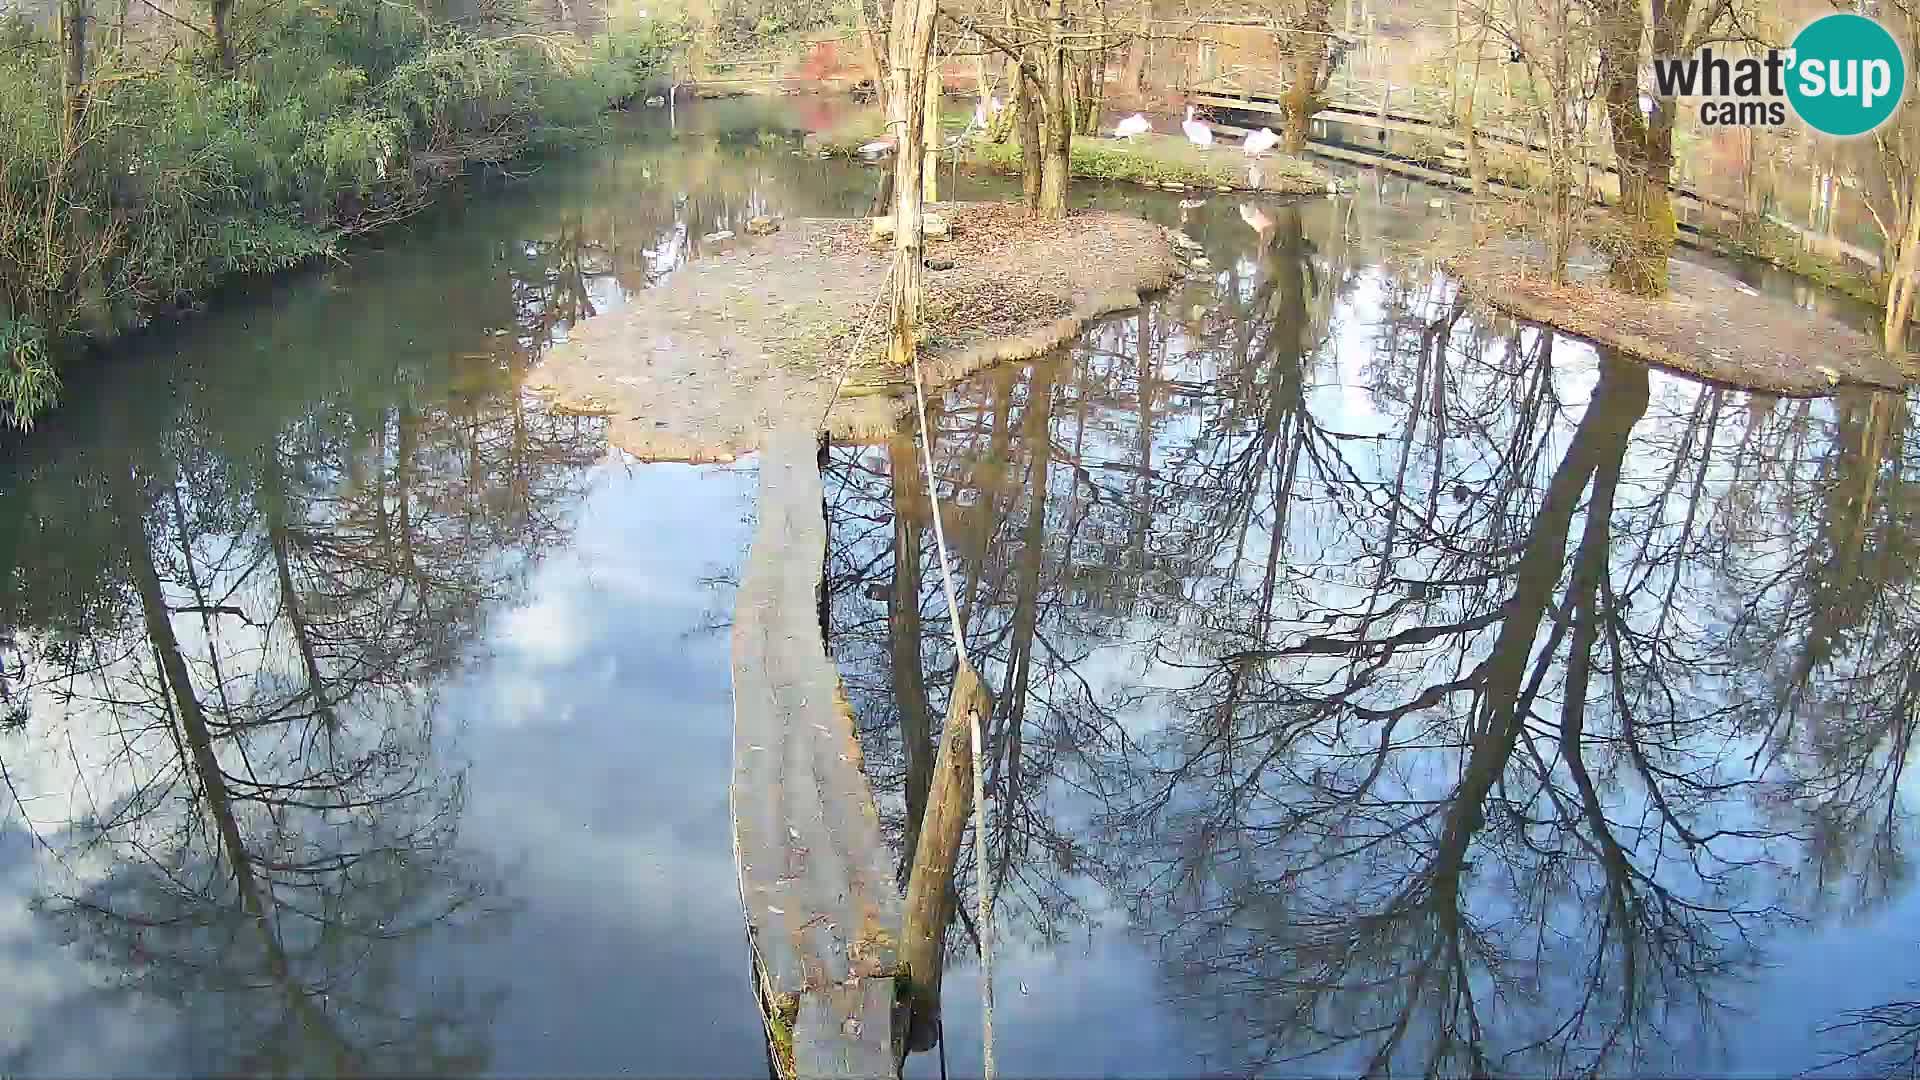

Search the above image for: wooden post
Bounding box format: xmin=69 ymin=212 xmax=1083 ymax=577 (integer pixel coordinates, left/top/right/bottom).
xmin=900 ymin=663 xmax=994 ymax=1052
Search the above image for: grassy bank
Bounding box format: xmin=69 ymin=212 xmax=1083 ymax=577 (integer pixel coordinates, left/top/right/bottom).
xmin=968 ymin=134 xmax=1332 ymax=195
xmin=809 ymin=116 xmax=1331 ymax=195
xmin=0 ymin=6 xmax=680 ymax=428
xmin=1694 ymin=219 xmax=1886 ymax=308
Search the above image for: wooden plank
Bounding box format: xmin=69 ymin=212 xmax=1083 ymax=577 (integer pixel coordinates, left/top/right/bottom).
xmin=793 ymin=979 xmax=901 ymax=1079
xmin=733 ymin=424 xmax=902 ymax=1080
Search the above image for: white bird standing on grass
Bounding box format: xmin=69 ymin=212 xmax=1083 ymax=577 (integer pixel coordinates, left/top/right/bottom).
xmin=1114 ymin=112 xmax=1152 ymax=141
xmin=1182 ymin=105 xmax=1214 ymax=150
xmin=1242 ymin=126 xmax=1280 ymax=156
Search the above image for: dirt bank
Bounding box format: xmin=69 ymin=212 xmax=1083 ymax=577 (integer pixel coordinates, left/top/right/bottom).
xmin=525 ymin=203 xmax=1182 ymax=459
xmin=1444 ymin=244 xmax=1911 ymax=396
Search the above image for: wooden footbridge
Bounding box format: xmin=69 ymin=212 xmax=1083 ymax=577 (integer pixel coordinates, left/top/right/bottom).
xmin=1189 ymin=70 xmax=1749 ymax=225
xmin=733 ymin=425 xmax=905 ymax=1079
xmin=1189 ymin=69 xmax=1884 ymax=269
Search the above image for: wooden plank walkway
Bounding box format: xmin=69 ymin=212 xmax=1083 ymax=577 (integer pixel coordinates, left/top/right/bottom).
xmin=732 ymin=424 xmax=904 ymax=1080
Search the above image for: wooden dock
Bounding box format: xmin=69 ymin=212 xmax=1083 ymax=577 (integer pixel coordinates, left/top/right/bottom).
xmin=732 ymin=424 xmax=905 ymax=1080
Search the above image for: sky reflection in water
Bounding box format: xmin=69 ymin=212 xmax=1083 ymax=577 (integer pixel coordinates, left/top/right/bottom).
xmin=0 ymin=98 xmax=1915 ymax=1077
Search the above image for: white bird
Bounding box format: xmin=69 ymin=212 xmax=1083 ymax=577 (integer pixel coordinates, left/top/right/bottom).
xmin=1182 ymin=105 xmax=1214 ymax=150
xmin=1114 ymin=112 xmax=1152 ymax=141
xmin=1242 ymin=126 xmax=1280 ymax=156
xmin=857 ymin=137 xmax=896 ymax=159
xmin=1248 ymin=164 xmax=1263 ymax=189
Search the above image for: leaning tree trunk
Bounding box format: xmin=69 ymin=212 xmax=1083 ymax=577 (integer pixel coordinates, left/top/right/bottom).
xmin=899 ymin=663 xmax=994 ymax=1052
xmin=989 ymin=56 xmax=1022 ymax=142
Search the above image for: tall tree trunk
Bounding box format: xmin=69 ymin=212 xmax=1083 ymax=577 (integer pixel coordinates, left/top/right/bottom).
xmin=924 ymin=46 xmax=941 ymax=202
xmin=856 ymin=0 xmax=892 ymax=118
xmin=1281 ymin=0 xmax=1331 ymax=152
xmin=212 ymin=0 xmax=235 ymax=69
xmin=1595 ymin=0 xmax=1674 ymax=297
xmin=61 ymin=0 xmax=88 ymax=127
xmin=1034 ymin=0 xmax=1072 ymax=217
xmin=1120 ymin=0 xmax=1150 ymax=95
xmin=899 ymin=663 xmax=993 ymax=1052
xmin=1015 ymin=72 xmax=1043 ymax=210
xmin=1037 ymin=100 xmax=1071 ymax=216
xmin=1544 ymin=0 xmax=1574 ymax=281
xmin=1886 ymin=187 xmax=1920 ymax=356
xmin=886 ymin=0 xmax=938 ymax=367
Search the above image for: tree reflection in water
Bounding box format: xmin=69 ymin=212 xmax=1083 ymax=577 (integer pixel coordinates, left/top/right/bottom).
xmin=0 ymin=234 xmax=609 ymax=1073
xmin=823 ymin=188 xmax=1920 ymax=1075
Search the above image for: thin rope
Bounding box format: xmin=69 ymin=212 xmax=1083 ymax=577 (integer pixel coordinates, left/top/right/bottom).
xmin=905 ymin=313 xmax=995 ymax=1080
xmin=817 ymin=263 xmax=898 ymax=433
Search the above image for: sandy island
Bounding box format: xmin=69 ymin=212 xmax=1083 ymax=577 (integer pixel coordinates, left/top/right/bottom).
xmin=526 ymin=202 xmax=1183 ymax=459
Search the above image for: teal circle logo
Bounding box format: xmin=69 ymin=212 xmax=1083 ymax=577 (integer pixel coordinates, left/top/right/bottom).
xmin=1787 ymin=13 xmax=1907 ymax=136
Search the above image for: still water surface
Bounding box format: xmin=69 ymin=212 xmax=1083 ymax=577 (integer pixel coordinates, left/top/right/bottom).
xmin=1 ymin=98 xmax=1916 ymax=1077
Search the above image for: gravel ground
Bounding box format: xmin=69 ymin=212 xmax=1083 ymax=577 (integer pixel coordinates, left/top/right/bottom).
xmin=525 ymin=204 xmax=1182 ymax=460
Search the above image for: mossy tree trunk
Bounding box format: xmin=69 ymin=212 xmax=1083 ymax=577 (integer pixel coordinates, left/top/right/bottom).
xmin=1034 ymin=0 xmax=1073 ymax=218
xmin=1593 ymin=0 xmax=1682 ymax=297
xmin=1279 ymin=0 xmax=1333 ymax=153
xmin=960 ymin=0 xmax=1077 ymax=217
xmin=1014 ymin=72 xmax=1042 ymax=209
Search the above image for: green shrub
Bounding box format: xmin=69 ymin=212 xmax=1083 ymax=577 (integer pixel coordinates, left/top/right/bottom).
xmin=0 ymin=5 xmax=680 ymax=428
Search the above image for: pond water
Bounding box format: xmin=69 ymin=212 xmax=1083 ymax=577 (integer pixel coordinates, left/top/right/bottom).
xmin=1 ymin=97 xmax=1916 ymax=1077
